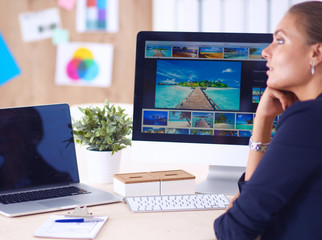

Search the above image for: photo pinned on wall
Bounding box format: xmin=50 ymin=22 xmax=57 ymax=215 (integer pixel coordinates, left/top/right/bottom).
xmin=76 ymin=0 xmax=119 ymax=33
xmin=19 ymin=8 xmax=61 ymax=42
xmin=55 ymin=42 xmax=113 ymax=88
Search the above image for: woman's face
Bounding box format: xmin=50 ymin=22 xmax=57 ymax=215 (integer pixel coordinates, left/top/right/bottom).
xmin=262 ymin=13 xmax=313 ymax=92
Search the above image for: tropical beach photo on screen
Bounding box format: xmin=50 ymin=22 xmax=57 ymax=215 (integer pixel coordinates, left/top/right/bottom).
xmin=154 ymin=59 xmax=241 ymax=111
xmin=146 ymin=45 xmax=172 ymax=58
xmin=168 ymin=111 xmax=191 ymax=128
xmin=172 ymin=45 xmax=198 ymax=58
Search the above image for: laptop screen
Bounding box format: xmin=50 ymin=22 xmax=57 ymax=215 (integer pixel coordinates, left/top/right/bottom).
xmin=0 ymin=104 xmax=79 ymax=192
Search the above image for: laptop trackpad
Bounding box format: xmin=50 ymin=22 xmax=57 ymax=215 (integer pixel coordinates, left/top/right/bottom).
xmin=40 ymin=198 xmax=80 ymax=208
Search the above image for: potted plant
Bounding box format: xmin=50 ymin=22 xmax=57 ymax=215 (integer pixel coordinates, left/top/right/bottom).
xmin=72 ymin=99 xmax=132 ymax=183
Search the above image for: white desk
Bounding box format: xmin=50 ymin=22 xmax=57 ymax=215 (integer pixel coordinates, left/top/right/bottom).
xmin=0 ymin=147 xmax=227 ymax=240
xmin=0 ymin=195 xmax=224 ymax=240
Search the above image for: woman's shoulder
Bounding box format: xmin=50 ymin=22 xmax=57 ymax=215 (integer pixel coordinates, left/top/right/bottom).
xmin=276 ymin=94 xmax=322 ymax=145
xmin=281 ymin=94 xmax=322 ymax=121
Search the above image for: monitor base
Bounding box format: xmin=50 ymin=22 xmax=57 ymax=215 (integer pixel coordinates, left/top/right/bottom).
xmin=196 ymin=165 xmax=245 ymax=194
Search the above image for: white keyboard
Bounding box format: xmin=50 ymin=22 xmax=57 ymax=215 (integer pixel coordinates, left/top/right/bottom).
xmin=125 ymin=193 xmax=229 ymax=213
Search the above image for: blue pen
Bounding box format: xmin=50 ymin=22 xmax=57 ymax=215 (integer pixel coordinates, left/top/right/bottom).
xmin=55 ymin=218 xmax=104 ymax=223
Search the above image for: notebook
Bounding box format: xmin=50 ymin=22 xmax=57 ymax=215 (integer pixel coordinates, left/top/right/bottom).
xmin=34 ymin=215 xmax=108 ymax=239
xmin=0 ymin=103 xmax=122 ymax=217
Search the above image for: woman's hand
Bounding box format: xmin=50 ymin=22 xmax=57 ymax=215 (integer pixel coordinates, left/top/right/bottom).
xmin=226 ymin=191 xmax=240 ymax=212
xmin=256 ymin=87 xmax=299 ymax=121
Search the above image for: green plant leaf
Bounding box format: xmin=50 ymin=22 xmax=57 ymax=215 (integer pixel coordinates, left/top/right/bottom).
xmin=72 ymin=99 xmax=132 ymax=152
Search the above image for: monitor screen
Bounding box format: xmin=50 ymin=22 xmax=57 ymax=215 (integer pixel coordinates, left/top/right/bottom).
xmin=132 ymin=31 xmax=273 ymax=146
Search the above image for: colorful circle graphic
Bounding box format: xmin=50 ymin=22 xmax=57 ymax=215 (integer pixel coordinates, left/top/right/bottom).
xmin=66 ymin=48 xmax=99 ymax=81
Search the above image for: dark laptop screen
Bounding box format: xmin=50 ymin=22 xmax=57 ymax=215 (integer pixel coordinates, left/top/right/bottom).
xmin=0 ymin=104 xmax=79 ymax=192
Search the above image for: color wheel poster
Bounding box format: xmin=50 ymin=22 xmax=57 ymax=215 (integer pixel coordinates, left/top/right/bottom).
xmin=55 ymin=42 xmax=113 ymax=87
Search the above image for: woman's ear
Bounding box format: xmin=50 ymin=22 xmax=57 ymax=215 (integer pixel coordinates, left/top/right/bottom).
xmin=311 ymin=43 xmax=322 ymax=65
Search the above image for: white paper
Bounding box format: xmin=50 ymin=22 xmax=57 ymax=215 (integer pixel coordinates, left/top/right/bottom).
xmin=19 ymin=8 xmax=61 ymax=42
xmin=34 ymin=215 xmax=108 ymax=239
xmin=55 ymin=42 xmax=113 ymax=88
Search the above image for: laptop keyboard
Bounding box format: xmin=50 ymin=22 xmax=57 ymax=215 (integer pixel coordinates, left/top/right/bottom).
xmin=0 ymin=186 xmax=90 ymax=204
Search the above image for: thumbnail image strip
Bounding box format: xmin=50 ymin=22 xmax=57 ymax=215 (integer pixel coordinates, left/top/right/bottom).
xmin=192 ymin=112 xmax=214 ymax=128
xmin=168 ymin=111 xmax=191 ymax=128
xmin=172 ymin=46 xmax=198 ymax=58
xmin=249 ymin=46 xmax=266 ymax=60
xmin=143 ymin=110 xmax=168 ymax=126
xmin=199 ymin=46 xmax=223 ymax=59
xmin=190 ymin=129 xmax=213 ymax=136
xmin=166 ymin=128 xmax=189 ymax=134
xmin=224 ymin=47 xmax=248 ymax=60
xmin=214 ymin=130 xmax=238 ymax=136
xmin=236 ymin=113 xmax=254 ymax=130
xmin=214 ymin=112 xmax=236 ymax=129
xmin=146 ymin=45 xmax=172 ymax=58
xmin=239 ymin=130 xmax=252 ymax=137
xmin=143 ymin=127 xmax=166 ymax=133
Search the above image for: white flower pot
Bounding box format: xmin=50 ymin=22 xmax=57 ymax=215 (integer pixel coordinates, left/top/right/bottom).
xmin=85 ymin=149 xmax=122 ymax=184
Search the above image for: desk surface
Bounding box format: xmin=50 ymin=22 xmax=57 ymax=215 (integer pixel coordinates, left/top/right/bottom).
xmin=0 ymin=147 xmax=227 ymax=240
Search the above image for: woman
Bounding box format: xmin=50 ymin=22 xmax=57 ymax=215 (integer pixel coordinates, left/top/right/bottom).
xmin=214 ymin=1 xmax=322 ymax=239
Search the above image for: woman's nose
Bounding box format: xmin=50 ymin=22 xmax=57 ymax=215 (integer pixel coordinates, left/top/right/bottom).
xmin=262 ymin=44 xmax=271 ymax=60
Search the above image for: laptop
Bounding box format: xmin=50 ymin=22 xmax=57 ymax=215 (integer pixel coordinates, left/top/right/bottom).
xmin=0 ymin=103 xmax=122 ymax=217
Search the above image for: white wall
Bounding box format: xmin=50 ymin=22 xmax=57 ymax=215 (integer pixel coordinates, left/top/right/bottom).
xmin=153 ymin=0 xmax=318 ymax=33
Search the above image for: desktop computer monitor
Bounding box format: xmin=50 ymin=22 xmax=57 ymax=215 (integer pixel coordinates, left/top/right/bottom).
xmin=132 ymin=31 xmax=273 ymax=194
